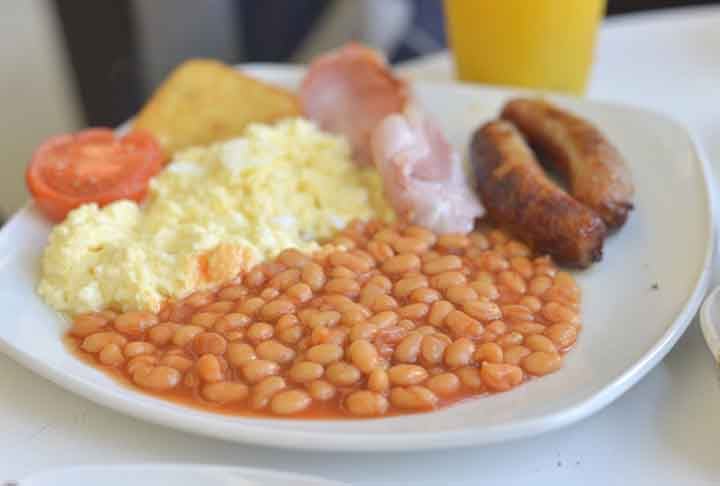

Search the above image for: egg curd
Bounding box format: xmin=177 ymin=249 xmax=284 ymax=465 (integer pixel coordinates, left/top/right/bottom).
xmin=38 ymin=118 xmax=393 ymax=313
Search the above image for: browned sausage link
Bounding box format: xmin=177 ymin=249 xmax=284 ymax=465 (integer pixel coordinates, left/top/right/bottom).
xmin=471 ymin=120 xmax=607 ymax=268
xmin=501 ymin=98 xmax=634 ymax=229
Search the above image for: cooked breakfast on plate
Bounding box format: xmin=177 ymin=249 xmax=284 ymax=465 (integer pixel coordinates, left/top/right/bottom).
xmin=26 ymin=43 xmax=633 ymax=418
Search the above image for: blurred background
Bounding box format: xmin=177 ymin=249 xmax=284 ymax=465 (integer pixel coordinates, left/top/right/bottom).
xmin=1 ymin=0 xmax=718 ymax=220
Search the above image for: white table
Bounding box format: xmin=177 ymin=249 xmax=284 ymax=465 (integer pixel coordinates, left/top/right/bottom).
xmin=3 ymin=7 xmax=720 ymax=485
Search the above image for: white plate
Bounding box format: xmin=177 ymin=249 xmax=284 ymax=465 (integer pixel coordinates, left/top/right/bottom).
xmin=15 ymin=464 xmax=347 ymax=486
xmin=0 ymin=66 xmax=713 ymax=452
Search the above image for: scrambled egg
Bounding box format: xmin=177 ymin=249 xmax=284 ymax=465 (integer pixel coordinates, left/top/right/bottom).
xmin=38 ymin=118 xmax=393 ymax=313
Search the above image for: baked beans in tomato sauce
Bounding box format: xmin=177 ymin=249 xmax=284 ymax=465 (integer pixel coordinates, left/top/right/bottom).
xmin=66 ymin=221 xmax=581 ymax=418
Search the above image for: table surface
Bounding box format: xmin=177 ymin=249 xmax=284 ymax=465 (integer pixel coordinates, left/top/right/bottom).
xmin=3 ymin=6 xmax=720 ymax=485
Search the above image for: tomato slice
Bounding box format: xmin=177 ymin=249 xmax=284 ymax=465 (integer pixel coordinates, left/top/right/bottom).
xmin=26 ymin=128 xmax=165 ymax=221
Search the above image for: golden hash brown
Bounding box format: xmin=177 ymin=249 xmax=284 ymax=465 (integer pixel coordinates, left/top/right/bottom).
xmin=132 ymin=59 xmax=300 ymax=154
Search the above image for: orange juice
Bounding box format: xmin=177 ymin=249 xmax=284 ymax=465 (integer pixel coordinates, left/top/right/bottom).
xmin=444 ymin=0 xmax=606 ymax=94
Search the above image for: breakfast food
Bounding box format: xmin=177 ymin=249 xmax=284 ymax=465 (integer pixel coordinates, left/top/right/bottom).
xmin=25 ymin=43 xmax=616 ymax=420
xmin=300 ymin=43 xmax=484 ymax=234
xmin=67 ymin=220 xmax=581 ymax=418
xmin=26 ymin=129 xmax=164 ymax=221
xmin=38 ymin=119 xmax=392 ymax=314
xmin=133 ymin=59 xmax=300 ymax=154
xmin=471 ymin=120 xmax=606 ymax=267
xmin=501 ymin=98 xmax=634 ymax=229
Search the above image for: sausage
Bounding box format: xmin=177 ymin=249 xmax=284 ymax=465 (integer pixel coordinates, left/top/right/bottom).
xmin=471 ymin=120 xmax=607 ymax=268
xmin=501 ymin=98 xmax=634 ymax=229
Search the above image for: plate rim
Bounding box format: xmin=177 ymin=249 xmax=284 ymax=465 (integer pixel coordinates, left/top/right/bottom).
xmin=0 ymin=70 xmax=714 ymax=452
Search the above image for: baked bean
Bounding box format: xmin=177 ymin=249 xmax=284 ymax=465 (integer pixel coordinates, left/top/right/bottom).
xmin=99 ymin=343 xmax=124 ymax=366
xmin=545 ymin=323 xmax=578 ymax=349
xmin=445 ymin=310 xmax=481 ymax=338
xmin=535 ymin=263 xmax=558 ymax=278
xmin=260 ymin=299 xmax=295 ymax=321
xmin=394 ymin=333 xmax=423 ymax=363
xmin=519 ymin=296 xmax=542 ymax=313
xmin=523 ymin=351 xmax=562 ymax=376
xmin=225 ymin=330 xmax=245 ymax=342
xmin=511 ymin=321 xmax=546 ymax=335
xmin=160 ymin=354 xmax=194 ymax=372
xmin=404 ymin=225 xmax=436 ymax=245
xmin=132 ymin=365 xmax=181 ymax=391
xmin=275 ymin=314 xmax=299 ymax=331
xmin=528 ymin=276 xmax=553 ymax=296
xmin=126 ymin=355 xmax=158 ymax=375
xmin=409 ymin=287 xmax=441 ymax=304
xmin=261 ymin=262 xmax=287 ymax=277
xmin=420 ymin=335 xmax=447 ymax=365
xmin=251 ymin=376 xmax=286 ymax=409
xmin=238 ymin=297 xmax=265 ymax=316
xmin=202 ymin=382 xmax=249 ymax=403
xmin=445 ymin=286 xmax=478 ymax=305
xmin=425 ymin=372 xmax=461 ymax=396
xmin=213 ymin=313 xmax=250 ymax=334
xmin=191 ymin=332 xmax=226 ymax=355
xmin=218 ymin=285 xmax=248 ymax=301
xmin=333 ymin=236 xmax=356 ymax=249
xmin=124 ymin=341 xmax=156 ymax=359
xmin=390 ymin=386 xmax=438 ymax=410
xmin=325 ymin=278 xmax=360 ymax=297
xmin=308 ymin=379 xmax=336 ymax=401
xmin=428 ymin=300 xmax=454 ymax=326
xmin=373 ymin=228 xmax=400 ymax=244
xmin=271 ymin=389 xmax=311 ymax=415
xmin=71 ymin=313 xmax=108 ymax=337
xmin=242 ymin=360 xmax=280 ymax=384
xmin=184 ymin=291 xmax=215 ymax=307
xmin=345 ymin=390 xmax=389 ymax=416
xmin=388 ymin=364 xmax=428 ymax=385
xmin=497 ymin=271 xmax=527 ymax=294
xmin=349 ymin=322 xmax=378 ymax=342
xmin=326 ymin=362 xmax=361 ymax=386
xmin=306 ymin=343 xmax=343 ymax=365
xmin=504 ymin=240 xmax=531 ymax=258
xmin=190 ymin=312 xmax=221 ymax=328
xmin=329 ymin=251 xmax=371 ymax=273
xmin=277 ymin=248 xmax=310 ymax=268
xmin=329 ymin=266 xmax=356 ymax=279
xmin=444 ymin=338 xmax=476 ymax=368
xmin=277 ymin=325 xmax=303 ymax=345
xmin=510 ymin=257 xmax=534 ymax=279
xmin=201 ymin=300 xmax=235 ymax=314
xmin=340 ymin=308 xmax=368 ymax=327
xmin=308 ymin=310 xmax=341 ymax=328
xmin=369 ymin=294 xmax=399 ymax=312
xmin=367 ymin=240 xmax=395 ymax=262
xmin=485 ymin=320 xmax=508 ymax=335
xmin=502 ymin=305 xmax=534 ymax=322
xmin=474 ymin=342 xmax=504 ymax=364
xmin=394 ymin=276 xmax=428 ymax=298
xmin=115 ymin=311 xmax=158 ymax=336
xmin=369 ymin=311 xmax=399 ymax=328
xmin=227 ymin=342 xmax=256 ymax=368
xmin=525 ymin=334 xmax=556 ymax=353
xmin=349 ymin=339 xmax=379 ymax=373
xmin=469 ymin=281 xmax=499 ymax=301
xmin=480 ymin=362 xmax=523 ymax=391
xmin=392 ymin=236 xmax=429 ymax=254
xmin=367 ymin=368 xmax=390 ymax=393
xmin=197 ymin=354 xmax=223 ymax=383
xmin=256 ymin=339 xmax=295 ymax=363
xmin=382 ymin=253 xmax=421 ymax=274
xmin=503 ymin=345 xmax=532 ymax=365
xmin=246 ymin=322 xmax=274 ymax=342
xmin=474 ymin=271 xmax=494 ymax=285
xmin=82 ymin=332 xmax=127 ymax=353
xmin=289 ymin=361 xmax=324 ymax=383
xmin=301 ymin=263 xmax=326 ymax=291
xmin=497 ymin=331 xmax=524 ymax=348
xmin=261 ymin=286 xmax=281 ymax=300
xmin=423 ymin=255 xmax=462 ymax=275
xmin=437 ymin=233 xmax=470 ymax=250
xmin=475 ymin=251 xmax=509 ymax=272
xmin=398 ymin=303 xmax=429 ymax=320
xmin=542 ymin=302 xmax=580 ymax=324
xmin=463 ymin=301 xmax=501 ymax=321
xmin=286 ymin=283 xmax=313 ymax=304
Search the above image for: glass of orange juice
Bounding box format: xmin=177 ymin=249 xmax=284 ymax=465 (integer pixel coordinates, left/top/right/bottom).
xmin=444 ymin=0 xmax=606 ymax=94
